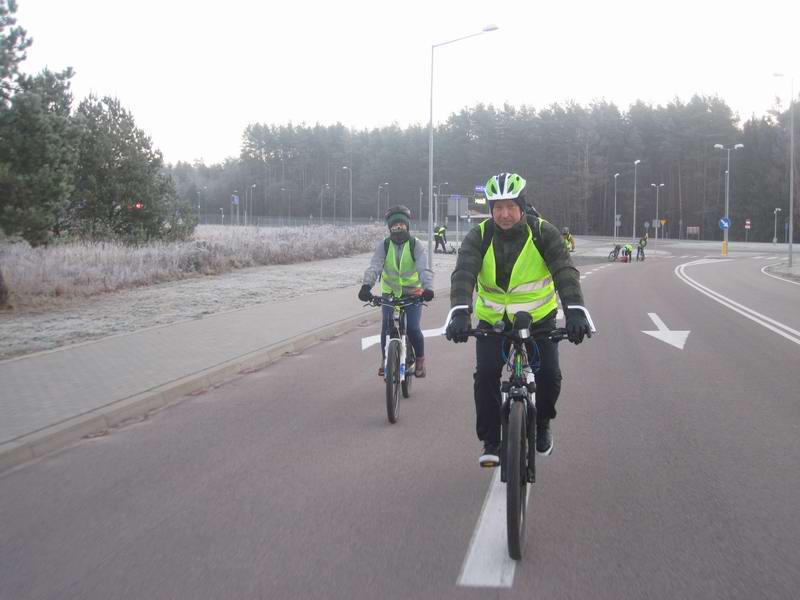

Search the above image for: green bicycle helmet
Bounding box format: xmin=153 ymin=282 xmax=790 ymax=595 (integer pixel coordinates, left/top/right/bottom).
xmin=485 ymin=173 xmax=527 ymax=211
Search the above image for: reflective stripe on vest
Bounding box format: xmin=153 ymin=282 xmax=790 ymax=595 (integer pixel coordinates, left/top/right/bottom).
xmin=475 ymin=220 xmax=558 ymax=325
xmin=381 ymin=239 xmax=421 ymax=297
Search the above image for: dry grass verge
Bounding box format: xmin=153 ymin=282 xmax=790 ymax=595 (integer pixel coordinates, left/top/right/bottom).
xmin=1 ymin=224 xmax=383 ymax=308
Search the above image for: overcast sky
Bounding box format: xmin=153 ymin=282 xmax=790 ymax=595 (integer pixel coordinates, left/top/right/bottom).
xmin=16 ymin=0 xmax=799 ymax=166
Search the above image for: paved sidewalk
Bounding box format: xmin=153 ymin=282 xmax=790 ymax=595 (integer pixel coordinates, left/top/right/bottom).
xmin=0 ymin=286 xmax=394 ymax=472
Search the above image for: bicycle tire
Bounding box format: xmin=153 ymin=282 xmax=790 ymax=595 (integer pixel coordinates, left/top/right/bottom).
xmin=401 ymin=343 xmax=414 ymax=398
xmin=385 ymin=340 xmax=401 ymax=423
xmin=506 ymin=400 xmax=528 ymax=560
xmin=608 ymin=250 xmax=617 ymax=262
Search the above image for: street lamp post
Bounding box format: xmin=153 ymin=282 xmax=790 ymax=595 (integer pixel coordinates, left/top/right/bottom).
xmin=714 ymin=143 xmax=744 ymax=256
xmin=250 ymin=183 xmax=257 ymax=226
xmin=233 ymin=189 xmax=239 ymax=225
xmin=613 ymin=172 xmax=620 ymax=241
xmin=433 ymin=182 xmax=448 ymax=226
xmin=376 ymin=184 xmax=383 ymax=220
xmin=774 ymin=73 xmax=795 ymax=266
xmin=428 ymin=25 xmax=498 ymax=269
xmin=774 ymin=207 xmax=782 ymax=243
xmin=632 ymin=160 xmax=641 ymax=239
xmin=342 ymin=166 xmax=353 ymax=225
xmin=650 ymin=183 xmax=665 ymax=252
xmin=384 ymin=181 xmax=389 ymax=210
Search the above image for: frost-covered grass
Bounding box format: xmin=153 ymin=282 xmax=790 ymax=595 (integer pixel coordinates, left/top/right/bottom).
xmin=1 ymin=224 xmax=384 ymax=307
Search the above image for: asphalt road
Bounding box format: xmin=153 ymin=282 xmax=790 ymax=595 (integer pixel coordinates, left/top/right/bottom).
xmin=2 ymin=248 xmax=799 ymax=600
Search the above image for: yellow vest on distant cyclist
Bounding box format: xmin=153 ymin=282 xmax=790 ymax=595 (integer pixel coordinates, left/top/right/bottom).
xmin=475 ymin=220 xmax=558 ymax=325
xmin=381 ymin=240 xmax=421 ymax=297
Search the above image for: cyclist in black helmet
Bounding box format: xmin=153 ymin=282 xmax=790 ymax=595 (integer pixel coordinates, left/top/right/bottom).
xmin=358 ymin=206 xmax=434 ymax=377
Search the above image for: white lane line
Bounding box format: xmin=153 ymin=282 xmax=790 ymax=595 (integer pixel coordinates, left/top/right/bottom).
xmin=761 ymin=263 xmax=800 ymax=287
xmin=750 ymin=256 xmax=764 ymax=259
xmin=675 ymin=260 xmax=800 ymax=346
xmin=458 ymin=469 xmax=523 ymax=588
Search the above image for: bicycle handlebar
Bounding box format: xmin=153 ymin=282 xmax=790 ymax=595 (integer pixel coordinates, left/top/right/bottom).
xmin=440 ymin=303 xmax=597 ymax=339
xmin=364 ymin=295 xmax=426 ymax=309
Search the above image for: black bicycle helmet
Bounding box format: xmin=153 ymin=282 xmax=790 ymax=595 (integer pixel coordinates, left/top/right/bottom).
xmin=385 ymin=205 xmax=412 ymax=227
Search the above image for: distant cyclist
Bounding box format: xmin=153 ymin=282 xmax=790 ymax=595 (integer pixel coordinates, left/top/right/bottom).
xmin=359 ymin=206 xmax=434 ymax=378
xmin=623 ymin=243 xmax=634 ymax=262
xmin=446 ymin=173 xmax=591 ymax=466
xmin=434 ymin=224 xmax=448 ymax=253
xmin=637 ymin=233 xmax=648 ymax=261
xmin=561 ymin=227 xmax=575 ymax=252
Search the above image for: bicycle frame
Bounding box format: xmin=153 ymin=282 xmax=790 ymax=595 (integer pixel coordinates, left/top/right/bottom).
xmin=375 ymin=295 xmax=422 ymax=383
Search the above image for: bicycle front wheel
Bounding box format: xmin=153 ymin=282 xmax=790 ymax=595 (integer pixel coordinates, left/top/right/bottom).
xmin=506 ymin=400 xmax=528 ymax=560
xmin=385 ymin=340 xmax=401 ymax=424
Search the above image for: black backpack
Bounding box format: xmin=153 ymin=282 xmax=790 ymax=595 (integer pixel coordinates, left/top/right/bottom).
xmin=384 ymin=236 xmax=417 ymax=259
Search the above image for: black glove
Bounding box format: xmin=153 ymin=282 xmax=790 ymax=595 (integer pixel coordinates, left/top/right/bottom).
xmin=421 ymin=289 xmax=434 ymax=302
xmin=565 ymin=308 xmax=591 ymax=345
xmin=445 ymin=310 xmax=471 ymax=343
xmin=358 ymin=284 xmax=373 ymax=302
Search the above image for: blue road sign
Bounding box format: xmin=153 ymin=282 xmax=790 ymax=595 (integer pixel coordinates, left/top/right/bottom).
xmin=719 ymin=217 xmax=731 ymax=230
xmin=474 ymin=185 xmax=485 ymax=194
xmin=231 ymin=195 xmax=240 ymax=206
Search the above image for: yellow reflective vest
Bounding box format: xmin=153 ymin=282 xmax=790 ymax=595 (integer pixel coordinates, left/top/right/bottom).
xmin=475 ymin=220 xmax=558 ymax=325
xmin=381 ymin=239 xmax=421 ymax=297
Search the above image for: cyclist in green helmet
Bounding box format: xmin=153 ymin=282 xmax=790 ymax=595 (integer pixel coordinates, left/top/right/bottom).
xmin=446 ymin=172 xmax=591 ymax=465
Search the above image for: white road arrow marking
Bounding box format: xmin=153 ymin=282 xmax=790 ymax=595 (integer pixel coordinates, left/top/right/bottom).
xmin=361 ymin=326 xmax=449 ymax=350
xmin=642 ymin=313 xmax=690 ymax=349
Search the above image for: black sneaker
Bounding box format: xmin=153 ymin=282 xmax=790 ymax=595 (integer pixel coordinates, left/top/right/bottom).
xmin=479 ymin=441 xmax=500 ymax=468
xmin=536 ymin=419 xmax=554 ymax=455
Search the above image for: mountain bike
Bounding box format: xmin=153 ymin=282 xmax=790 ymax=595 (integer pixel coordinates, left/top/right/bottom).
xmin=369 ymin=295 xmax=425 ymax=424
xmin=443 ymin=304 xmax=596 ymax=560
xmin=608 ymin=244 xmax=621 ymax=261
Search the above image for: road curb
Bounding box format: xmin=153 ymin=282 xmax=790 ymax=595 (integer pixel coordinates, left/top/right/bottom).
xmin=0 ymin=309 xmax=382 ymax=475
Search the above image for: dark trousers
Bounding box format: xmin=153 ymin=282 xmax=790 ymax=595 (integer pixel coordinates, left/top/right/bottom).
xmin=637 ymin=246 xmax=645 ymax=260
xmin=473 ymin=319 xmax=562 ymax=444
xmin=381 ymin=301 xmax=424 ymax=358
xmin=434 ymin=237 xmax=446 ymax=252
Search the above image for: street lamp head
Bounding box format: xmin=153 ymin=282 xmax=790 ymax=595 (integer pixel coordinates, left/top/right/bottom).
xmin=634 ymin=159 xmax=641 ymax=165
xmin=614 ymin=172 xmax=620 ymax=178
xmin=482 ymin=24 xmax=499 ymax=32
xmin=251 ymin=183 xmax=257 ymax=188
xmin=714 ymin=143 xmax=724 ymax=150
xmin=775 ymin=207 xmax=782 ymax=212
xmin=734 ymin=143 xmax=744 ymax=150
xmin=342 ymin=166 xmax=349 ymax=170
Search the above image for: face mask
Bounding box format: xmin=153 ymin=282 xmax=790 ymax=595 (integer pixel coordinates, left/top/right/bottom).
xmin=390 ymin=229 xmax=410 ymax=244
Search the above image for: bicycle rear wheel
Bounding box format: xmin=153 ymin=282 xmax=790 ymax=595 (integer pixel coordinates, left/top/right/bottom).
xmin=401 ymin=343 xmax=414 ymax=398
xmin=506 ymin=400 xmax=528 ymax=560
xmin=385 ymin=340 xmax=401 ymax=423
